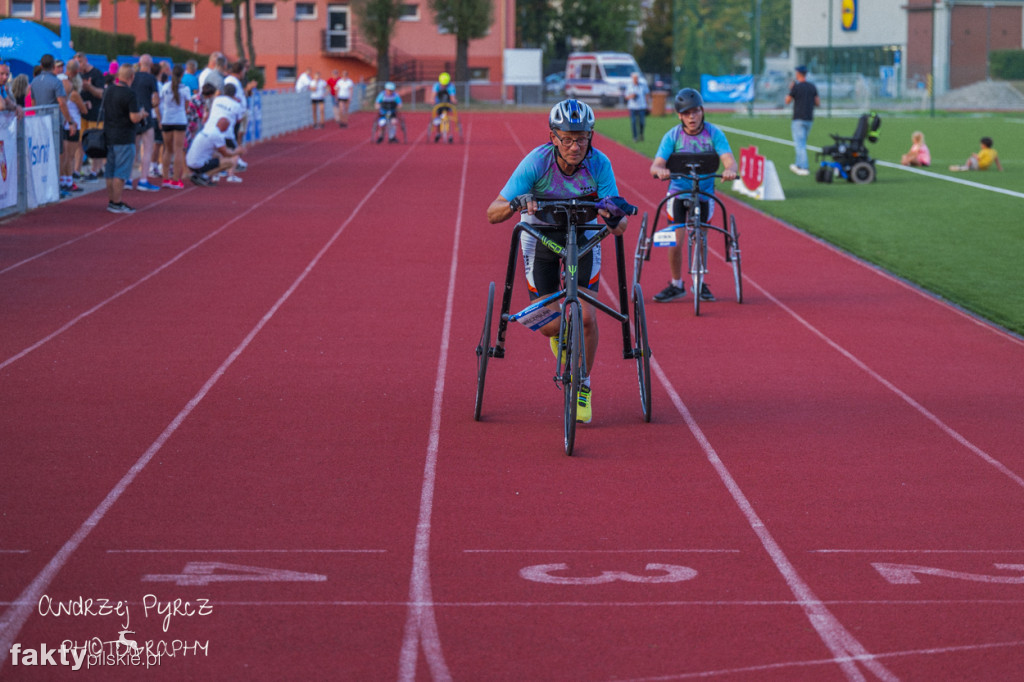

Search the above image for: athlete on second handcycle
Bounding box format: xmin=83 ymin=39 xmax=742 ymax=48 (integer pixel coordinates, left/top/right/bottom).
xmin=432 ymin=72 xmax=456 ymax=143
xmin=486 ymin=99 xmax=632 ymax=424
xmin=649 ymin=87 xmax=738 ymax=303
xmin=374 ymin=81 xmax=402 ymax=143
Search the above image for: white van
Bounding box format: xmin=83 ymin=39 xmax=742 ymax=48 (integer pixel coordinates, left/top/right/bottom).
xmin=564 ymin=52 xmax=645 ymax=107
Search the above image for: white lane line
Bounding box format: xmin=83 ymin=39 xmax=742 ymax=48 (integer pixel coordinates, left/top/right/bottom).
xmin=0 ymin=142 xmax=367 ymax=373
xmin=106 ymin=549 xmax=387 ymax=553
xmin=0 ymin=138 xmax=328 ymax=276
xmin=396 ymin=125 xmax=466 ymax=682
xmin=648 ymin=355 xmax=897 ymax=681
xmin=615 ymin=639 xmax=1024 ymax=682
xmin=0 ymin=139 xmax=408 ymax=674
xmin=812 ymin=549 xmax=1024 ymax=554
xmin=463 ymin=549 xmax=742 ymax=553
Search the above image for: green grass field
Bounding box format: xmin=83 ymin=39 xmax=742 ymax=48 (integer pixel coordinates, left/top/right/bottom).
xmin=598 ymin=111 xmax=1024 ymax=336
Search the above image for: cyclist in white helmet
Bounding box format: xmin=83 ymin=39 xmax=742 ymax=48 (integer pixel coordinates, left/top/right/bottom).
xmin=486 ymin=99 xmax=629 ymax=424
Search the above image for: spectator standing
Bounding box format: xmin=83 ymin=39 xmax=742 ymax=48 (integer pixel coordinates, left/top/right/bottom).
xmin=295 ymin=67 xmax=312 ymax=93
xmin=624 ymin=72 xmax=650 ymax=143
xmin=30 ymin=54 xmax=75 ymax=196
xmin=158 ymin=64 xmax=191 ymax=189
xmin=309 ymin=71 xmax=327 ymax=128
xmin=102 ymin=64 xmax=148 ymax=213
xmin=224 ymin=61 xmax=254 ymax=162
xmin=9 ymin=73 xmax=30 ymax=109
xmin=75 ymin=52 xmax=106 ymax=179
xmin=334 ymin=70 xmax=354 ymax=127
xmin=202 ymin=82 xmax=246 ymax=182
xmin=199 ymin=53 xmax=227 ymax=94
xmin=785 ymin=65 xmax=819 ymax=176
xmin=185 ymin=82 xmax=216 ymax=152
xmin=130 ymin=55 xmax=161 ymax=191
xmin=59 ymin=59 xmax=87 ymax=193
xmin=0 ymin=61 xmax=24 ymax=117
xmin=182 ymin=59 xmax=200 ymax=94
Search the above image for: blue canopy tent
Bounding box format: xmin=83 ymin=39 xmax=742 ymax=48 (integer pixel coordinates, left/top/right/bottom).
xmin=0 ymin=19 xmax=75 ymax=79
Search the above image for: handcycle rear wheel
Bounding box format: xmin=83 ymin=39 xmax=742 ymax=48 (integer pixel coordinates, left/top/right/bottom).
xmin=728 ymin=215 xmax=743 ymax=304
xmin=633 ymin=211 xmax=650 ymax=289
xmin=473 ymin=282 xmax=495 ymax=421
xmin=632 ymin=282 xmax=652 ymax=423
xmin=689 ymin=227 xmax=705 ymax=316
xmin=561 ymin=300 xmax=585 ymax=456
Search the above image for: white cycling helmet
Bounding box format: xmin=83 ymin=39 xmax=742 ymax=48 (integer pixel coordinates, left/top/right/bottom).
xmin=549 ymin=99 xmax=595 ymax=133
xmin=385 ymin=81 xmax=396 ymax=91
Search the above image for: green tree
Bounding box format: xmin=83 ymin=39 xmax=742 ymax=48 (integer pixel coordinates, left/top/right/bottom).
xmin=430 ymin=0 xmax=493 ymax=83
xmin=559 ymin=0 xmax=639 ymax=55
xmin=352 ymin=0 xmax=404 ymax=83
xmin=635 ymin=0 xmax=671 ymax=75
xmin=516 ymin=0 xmax=556 ymax=53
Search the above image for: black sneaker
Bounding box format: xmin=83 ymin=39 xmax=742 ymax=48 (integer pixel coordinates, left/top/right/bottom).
xmin=106 ymin=201 xmax=121 ymax=214
xmin=699 ymin=283 xmax=715 ymax=301
xmin=117 ymin=202 xmax=136 ymax=214
xmin=190 ymin=173 xmax=212 ymax=187
xmin=653 ymin=282 xmax=686 ymax=303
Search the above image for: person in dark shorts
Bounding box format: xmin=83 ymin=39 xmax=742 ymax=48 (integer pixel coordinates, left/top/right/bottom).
xmin=102 ymin=64 xmax=148 ymax=213
xmin=485 ymin=99 xmax=630 ymax=424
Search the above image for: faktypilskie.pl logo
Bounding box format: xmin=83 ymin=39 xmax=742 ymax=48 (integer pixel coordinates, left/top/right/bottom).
xmin=8 ymin=593 xmax=213 ymax=670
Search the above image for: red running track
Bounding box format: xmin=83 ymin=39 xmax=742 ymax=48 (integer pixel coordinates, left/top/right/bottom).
xmin=1 ymin=110 xmax=1023 ymax=681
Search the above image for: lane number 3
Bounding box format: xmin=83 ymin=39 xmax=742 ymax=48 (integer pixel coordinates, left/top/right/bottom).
xmin=520 ymin=563 xmax=698 ymax=585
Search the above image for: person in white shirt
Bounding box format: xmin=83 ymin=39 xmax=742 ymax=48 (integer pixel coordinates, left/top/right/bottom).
xmin=186 ymin=116 xmax=242 ymax=186
xmin=295 ymin=67 xmax=312 ymax=93
xmin=333 ymin=70 xmax=354 ymax=127
xmin=309 ymin=71 xmax=327 ymax=128
xmin=158 ymin=64 xmax=192 ymax=188
xmin=624 ymin=72 xmax=651 ymax=142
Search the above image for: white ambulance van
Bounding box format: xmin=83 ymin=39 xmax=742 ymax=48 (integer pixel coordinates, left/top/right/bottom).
xmin=564 ymin=52 xmax=645 ymax=107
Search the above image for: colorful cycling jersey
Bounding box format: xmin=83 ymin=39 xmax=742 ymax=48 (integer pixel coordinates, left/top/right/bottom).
xmin=375 ymin=90 xmax=402 ymax=114
xmin=655 ymin=122 xmax=732 ymax=196
xmin=500 ymin=143 xmax=618 ymax=226
xmin=433 ymin=82 xmax=456 ymax=104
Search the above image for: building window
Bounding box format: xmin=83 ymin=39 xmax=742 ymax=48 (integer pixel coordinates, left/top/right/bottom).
xmin=138 ymin=4 xmax=163 ymax=18
xmin=469 ymin=67 xmax=489 ymax=82
xmin=254 ymin=2 xmax=276 ymax=18
xmin=78 ymin=0 xmax=100 ymax=17
xmin=399 ymin=3 xmax=419 ymax=21
xmin=171 ymin=1 xmax=194 ymax=17
xmin=11 ymin=1 xmax=33 ymax=16
xmin=44 ymin=0 xmax=61 ymax=16
xmin=295 ymin=2 xmax=316 ymax=19
xmin=277 ymin=65 xmax=297 ymax=82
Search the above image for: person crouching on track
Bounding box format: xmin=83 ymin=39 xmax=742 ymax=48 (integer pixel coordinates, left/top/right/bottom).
xmin=485 ymin=99 xmax=629 ymax=424
xmin=186 ymin=116 xmax=242 ymax=186
xmin=649 ymin=87 xmax=737 ymax=304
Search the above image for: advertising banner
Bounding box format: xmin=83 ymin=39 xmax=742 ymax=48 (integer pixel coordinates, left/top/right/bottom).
xmin=26 ymin=114 xmax=58 ymax=208
xmin=700 ymin=75 xmax=753 ymax=104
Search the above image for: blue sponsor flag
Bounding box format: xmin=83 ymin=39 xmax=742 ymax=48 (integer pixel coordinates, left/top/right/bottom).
xmin=700 ymin=75 xmax=754 ymax=104
xmin=59 ymin=0 xmax=71 ymax=50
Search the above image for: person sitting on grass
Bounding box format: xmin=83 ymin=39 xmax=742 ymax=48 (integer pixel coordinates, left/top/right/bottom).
xmin=950 ymin=137 xmax=1002 ymax=172
xmin=185 ymin=116 xmax=242 ymax=186
xmin=900 ymin=130 xmax=930 ymax=167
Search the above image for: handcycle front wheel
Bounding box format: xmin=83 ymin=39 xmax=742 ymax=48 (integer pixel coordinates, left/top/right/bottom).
xmin=632 ymin=282 xmax=652 ymax=423
xmin=633 ymin=211 xmax=650 ymax=290
xmin=689 ymin=227 xmax=706 ymax=316
xmin=728 ymin=215 xmax=743 ymax=304
xmin=473 ymin=282 xmax=495 ymax=421
xmin=561 ymin=300 xmax=585 ymax=456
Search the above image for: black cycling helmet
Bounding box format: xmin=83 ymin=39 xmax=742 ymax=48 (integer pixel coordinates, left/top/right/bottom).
xmin=549 ymin=99 xmax=595 ymax=133
xmin=673 ymin=88 xmax=704 ymax=114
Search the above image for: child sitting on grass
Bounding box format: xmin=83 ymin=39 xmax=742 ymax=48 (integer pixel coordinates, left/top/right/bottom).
xmin=900 ymin=131 xmax=930 ymax=167
xmin=950 ymin=137 xmax=1002 ymax=172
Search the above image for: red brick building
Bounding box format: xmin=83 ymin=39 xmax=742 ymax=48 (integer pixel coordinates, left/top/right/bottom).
xmin=4 ymin=0 xmax=515 ymax=91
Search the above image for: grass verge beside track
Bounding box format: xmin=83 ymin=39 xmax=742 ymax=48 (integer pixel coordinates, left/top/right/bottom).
xmin=599 ymin=112 xmax=1024 ymax=336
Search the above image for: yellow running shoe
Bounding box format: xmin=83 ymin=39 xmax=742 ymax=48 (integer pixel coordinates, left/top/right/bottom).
xmin=576 ymin=385 xmax=592 ymax=423
xmin=550 ymin=335 xmax=566 ymax=364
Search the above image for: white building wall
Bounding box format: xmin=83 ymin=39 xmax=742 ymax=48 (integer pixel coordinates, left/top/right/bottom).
xmin=792 ymin=0 xmax=907 ymax=51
